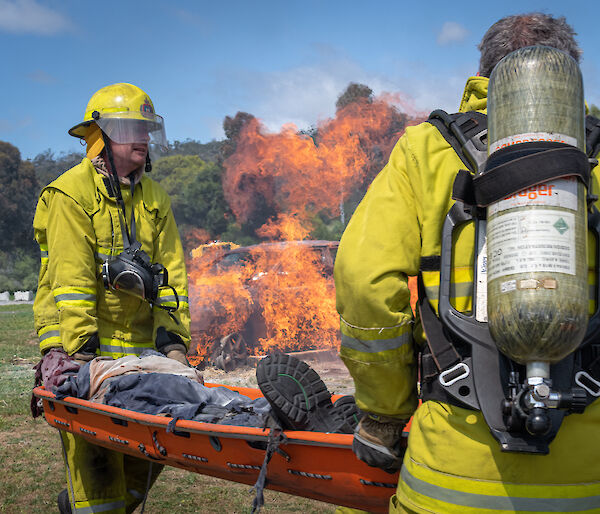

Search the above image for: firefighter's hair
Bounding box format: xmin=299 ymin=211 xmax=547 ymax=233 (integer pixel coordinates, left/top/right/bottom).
xmin=478 ymin=13 xmax=582 ymax=78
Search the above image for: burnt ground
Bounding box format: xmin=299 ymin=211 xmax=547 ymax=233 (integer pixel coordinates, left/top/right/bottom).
xmin=200 ymin=349 xmax=356 ymax=397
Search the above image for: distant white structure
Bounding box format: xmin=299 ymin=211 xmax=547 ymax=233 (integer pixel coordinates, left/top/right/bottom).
xmin=0 ymin=291 xmax=10 ymax=302
xmin=14 ymin=290 xmax=34 ymax=301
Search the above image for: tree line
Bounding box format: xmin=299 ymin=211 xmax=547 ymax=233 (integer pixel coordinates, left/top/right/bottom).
xmin=1 ymin=83 xmax=396 ymax=291
xmin=3 ymin=85 xmax=597 ymax=292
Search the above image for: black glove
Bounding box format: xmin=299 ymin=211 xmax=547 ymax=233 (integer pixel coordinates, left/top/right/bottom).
xmin=352 ymin=414 xmax=407 ymax=473
xmin=72 ymin=333 xmax=99 ymax=365
xmin=155 ymin=327 xmax=190 ymax=366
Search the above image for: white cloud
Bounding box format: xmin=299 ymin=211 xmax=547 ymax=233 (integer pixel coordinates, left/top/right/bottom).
xmin=200 ymin=50 xmax=472 ymax=143
xmin=27 ymin=69 xmax=57 ymax=84
xmin=211 ymin=61 xmax=467 ymax=138
xmin=171 ymin=7 xmax=211 ymax=32
xmin=0 ymin=0 xmax=71 ymax=35
xmin=0 ymin=116 xmax=32 ymax=133
xmin=437 ymin=21 xmax=468 ymax=46
xmin=213 ymin=58 xmax=405 ymax=136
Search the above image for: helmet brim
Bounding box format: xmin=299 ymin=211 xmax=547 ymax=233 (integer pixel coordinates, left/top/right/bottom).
xmin=68 ymin=120 xmax=94 ymax=139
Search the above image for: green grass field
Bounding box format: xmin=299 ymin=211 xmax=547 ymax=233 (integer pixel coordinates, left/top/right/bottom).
xmin=0 ymin=304 xmax=333 ymax=513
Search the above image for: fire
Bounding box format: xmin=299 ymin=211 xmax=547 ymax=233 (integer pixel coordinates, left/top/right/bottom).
xmin=182 ymin=228 xmax=211 ymax=258
xmin=222 ymin=96 xmax=414 ymax=229
xmin=256 ymin=213 xmax=310 ymax=241
xmin=188 ymin=92 xmax=424 ymax=365
xmin=187 ymin=251 xmax=254 ymax=365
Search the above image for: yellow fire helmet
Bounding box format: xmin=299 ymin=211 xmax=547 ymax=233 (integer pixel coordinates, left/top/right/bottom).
xmin=69 ymin=83 xmax=168 ymax=152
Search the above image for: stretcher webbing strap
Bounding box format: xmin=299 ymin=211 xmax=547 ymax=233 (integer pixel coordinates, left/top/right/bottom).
xmin=251 ymin=427 xmax=287 ymax=513
xmin=152 ymin=431 xmax=167 ymax=457
xmin=463 ymin=143 xmax=590 ymax=207
xmin=360 ymin=479 xmax=398 ymax=488
xmin=166 ymin=417 xmax=181 ymax=433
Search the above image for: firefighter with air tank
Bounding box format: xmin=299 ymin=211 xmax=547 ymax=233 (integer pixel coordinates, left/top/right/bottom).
xmin=335 ymin=13 xmax=600 ymax=514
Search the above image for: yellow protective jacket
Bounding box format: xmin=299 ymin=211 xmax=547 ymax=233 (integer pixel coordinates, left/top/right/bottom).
xmin=335 ymin=77 xmax=600 ymax=513
xmin=33 ymin=158 xmax=190 ymax=358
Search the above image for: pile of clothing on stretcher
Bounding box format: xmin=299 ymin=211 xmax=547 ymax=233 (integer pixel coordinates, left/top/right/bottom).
xmin=35 ymin=349 xmax=271 ymax=427
xmin=33 ymin=349 xmax=361 ymax=433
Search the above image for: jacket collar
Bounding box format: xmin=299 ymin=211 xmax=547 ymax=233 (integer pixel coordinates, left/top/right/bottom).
xmin=458 ymin=76 xmax=488 ymax=113
xmin=86 ymin=158 xmax=143 ymax=201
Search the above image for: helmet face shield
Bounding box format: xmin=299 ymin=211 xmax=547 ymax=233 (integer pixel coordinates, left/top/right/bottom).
xmin=95 ymin=111 xmax=167 ymax=151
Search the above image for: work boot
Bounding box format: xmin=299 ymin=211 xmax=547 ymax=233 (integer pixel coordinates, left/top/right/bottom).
xmin=332 ymin=395 xmax=363 ymax=432
xmin=57 ymin=489 xmax=72 ymax=514
xmin=256 ymin=353 xmax=348 ymax=433
xmin=353 ymin=414 xmax=407 ymax=473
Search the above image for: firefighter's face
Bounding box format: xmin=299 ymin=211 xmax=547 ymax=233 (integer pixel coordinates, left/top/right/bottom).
xmin=109 ymin=141 xmax=148 ymax=177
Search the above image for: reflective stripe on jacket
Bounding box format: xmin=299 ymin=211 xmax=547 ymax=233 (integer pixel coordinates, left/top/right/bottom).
xmin=335 ymin=76 xmax=600 ymax=513
xmin=33 ymin=158 xmax=190 ymax=357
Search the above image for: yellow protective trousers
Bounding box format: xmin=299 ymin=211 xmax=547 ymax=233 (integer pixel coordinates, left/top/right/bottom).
xmin=60 ymin=431 xmax=162 ymax=513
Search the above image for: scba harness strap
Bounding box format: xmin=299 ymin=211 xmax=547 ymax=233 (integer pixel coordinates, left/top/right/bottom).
xmin=418 ymin=110 xmax=600 ymax=453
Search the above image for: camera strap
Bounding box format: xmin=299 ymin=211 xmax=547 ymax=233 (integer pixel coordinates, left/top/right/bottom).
xmin=101 ymin=131 xmax=138 ymax=249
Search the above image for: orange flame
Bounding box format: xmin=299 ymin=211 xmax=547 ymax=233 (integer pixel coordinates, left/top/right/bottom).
xmin=256 ymin=213 xmax=310 ymax=241
xmin=189 ymin=93 xmax=424 ymax=363
xmin=222 ymin=95 xmax=418 ymax=230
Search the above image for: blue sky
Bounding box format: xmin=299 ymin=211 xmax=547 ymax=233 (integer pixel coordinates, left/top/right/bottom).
xmin=1 ymin=0 xmax=599 ymax=160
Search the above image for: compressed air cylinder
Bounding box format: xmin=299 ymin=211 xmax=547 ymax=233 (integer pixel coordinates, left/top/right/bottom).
xmin=486 ymin=46 xmax=588 ymax=364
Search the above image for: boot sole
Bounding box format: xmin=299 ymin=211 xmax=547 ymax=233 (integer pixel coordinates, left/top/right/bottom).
xmin=332 ymin=394 xmax=363 ymax=432
xmin=256 ymin=353 xmax=345 ymax=433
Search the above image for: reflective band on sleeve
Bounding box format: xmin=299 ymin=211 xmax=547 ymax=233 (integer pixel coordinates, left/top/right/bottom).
xmin=39 ymin=243 xmax=49 ymax=262
xmin=156 ymin=295 xmax=179 ymax=304
xmin=157 ymin=289 xmax=188 ymax=303
xmin=401 ymin=465 xmax=600 ymax=513
xmin=341 ymin=333 xmax=411 ymax=353
xmin=155 ymin=291 xmax=188 ymax=309
xmin=55 ymin=293 xmax=96 ymax=303
xmin=38 ymin=324 xmax=61 ymax=349
xmin=39 ymin=329 xmax=60 ymax=342
xmin=53 ymin=287 xmax=96 ymax=308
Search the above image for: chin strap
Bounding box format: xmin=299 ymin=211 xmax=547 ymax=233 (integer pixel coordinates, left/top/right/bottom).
xmin=100 ymin=131 xmax=139 ymax=250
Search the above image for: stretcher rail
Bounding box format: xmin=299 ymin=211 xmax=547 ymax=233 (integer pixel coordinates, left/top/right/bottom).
xmin=34 ymin=383 xmax=399 ymax=512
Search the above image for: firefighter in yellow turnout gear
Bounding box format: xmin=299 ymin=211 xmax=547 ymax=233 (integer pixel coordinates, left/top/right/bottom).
xmin=334 ymin=14 xmax=600 ymax=514
xmin=33 ymin=83 xmax=191 ymax=513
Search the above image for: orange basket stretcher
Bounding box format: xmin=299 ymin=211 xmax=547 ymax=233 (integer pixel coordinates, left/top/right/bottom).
xmin=33 ymin=383 xmax=401 ymax=512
